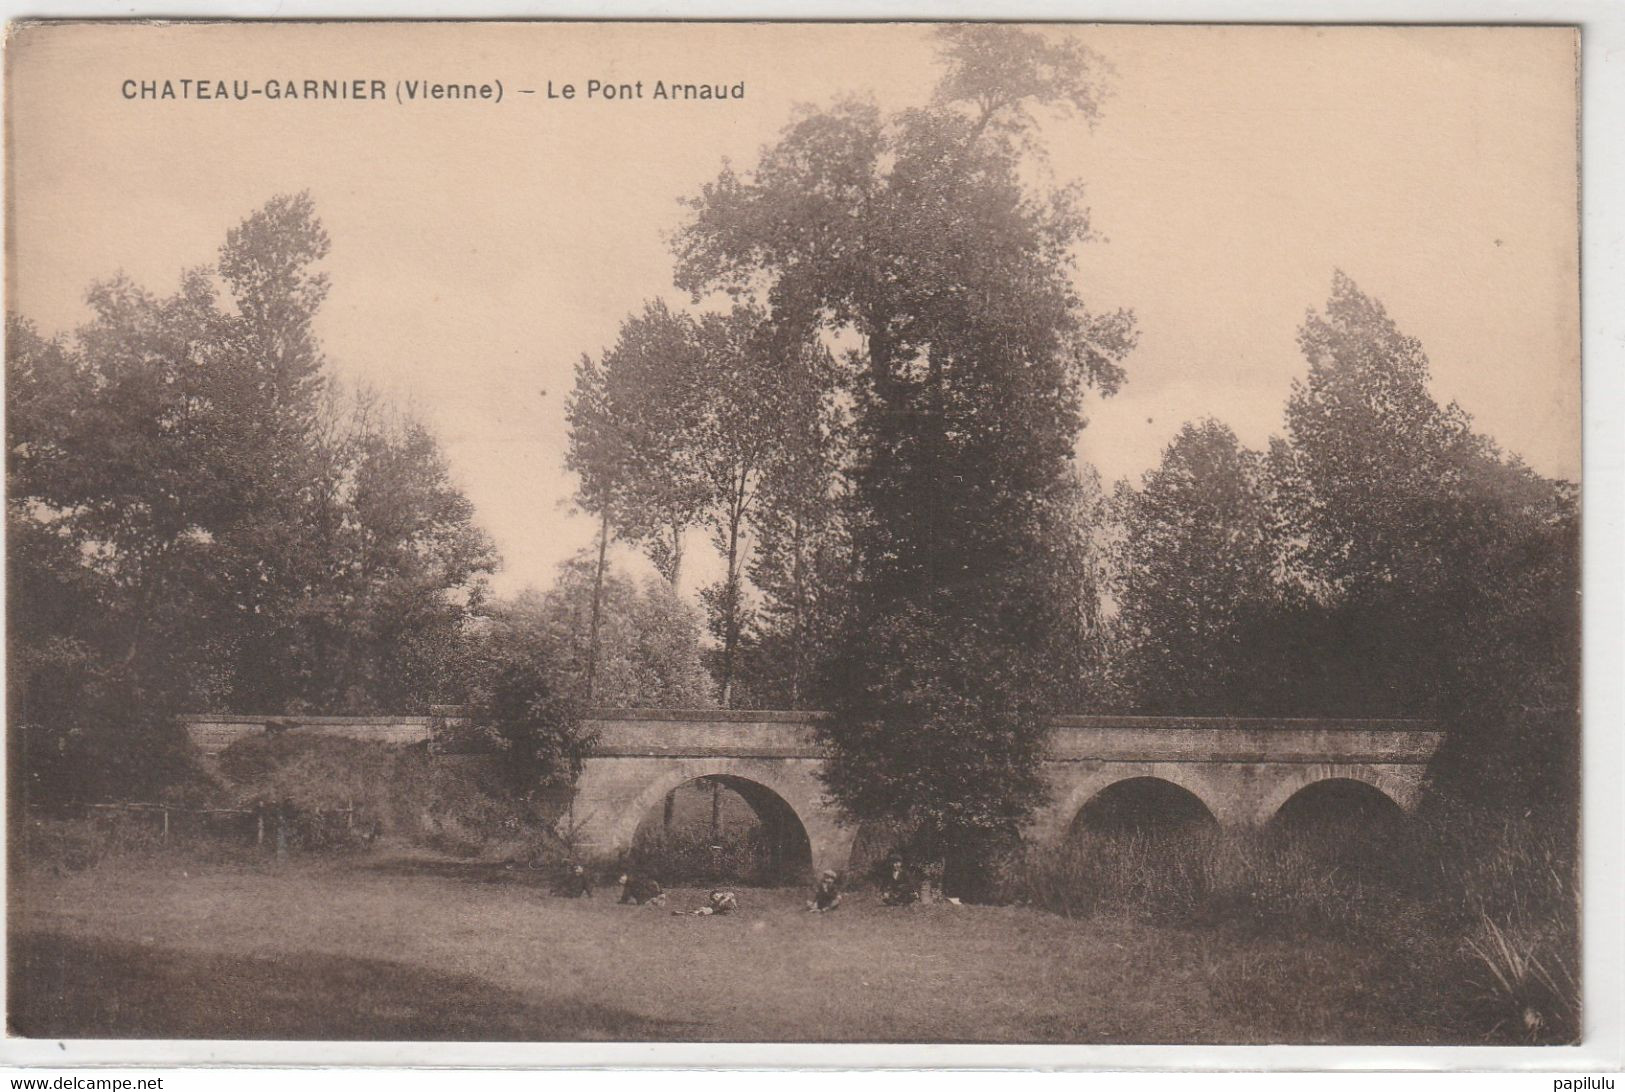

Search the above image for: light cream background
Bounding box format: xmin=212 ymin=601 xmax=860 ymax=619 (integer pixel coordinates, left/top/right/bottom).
xmin=5 ymin=22 xmax=1580 ymax=596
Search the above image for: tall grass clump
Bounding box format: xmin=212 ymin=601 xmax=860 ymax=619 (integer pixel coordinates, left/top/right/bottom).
xmin=998 ymin=805 xmax=1578 ymax=1043
xmin=1463 ymin=911 xmax=1578 ymax=1043
xmin=999 ymin=824 xmax=1395 ymax=936
xmin=1441 ymin=813 xmax=1580 ymax=1043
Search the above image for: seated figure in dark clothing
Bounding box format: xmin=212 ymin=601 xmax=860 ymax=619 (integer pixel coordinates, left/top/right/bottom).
xmin=806 ymin=869 xmax=842 ymax=912
xmin=879 ymin=855 xmax=918 ymax=906
xmin=559 ymin=862 xmax=593 ymax=898
xmin=617 ymin=873 xmax=666 ymax=907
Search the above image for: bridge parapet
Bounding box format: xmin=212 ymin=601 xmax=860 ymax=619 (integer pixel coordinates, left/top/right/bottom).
xmin=1043 ymin=716 xmax=1442 ymax=763
xmin=584 ymin=709 xmax=1443 ymax=765
xmin=181 ymin=713 xmax=438 ymax=758
xmin=585 ymin=709 xmax=823 ymax=758
xmin=184 ymin=708 xmax=1443 ymax=766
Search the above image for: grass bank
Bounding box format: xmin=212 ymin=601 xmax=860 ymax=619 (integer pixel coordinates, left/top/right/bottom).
xmin=8 ymin=839 xmax=1544 ymax=1044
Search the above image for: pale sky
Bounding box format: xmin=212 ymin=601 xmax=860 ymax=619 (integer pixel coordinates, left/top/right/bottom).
xmin=6 ymin=23 xmax=1580 ymax=597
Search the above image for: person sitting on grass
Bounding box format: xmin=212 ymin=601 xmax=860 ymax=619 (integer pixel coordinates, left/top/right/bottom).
xmin=618 ymin=873 xmax=666 ymax=907
xmin=674 ymin=889 xmax=738 ymax=916
xmin=806 ymin=869 xmax=842 ymax=913
xmin=879 ymin=855 xmax=918 ymax=906
xmin=559 ymin=863 xmax=593 ymax=898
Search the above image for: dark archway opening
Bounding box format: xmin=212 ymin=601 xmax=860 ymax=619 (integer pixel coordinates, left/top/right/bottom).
xmin=1269 ymin=778 xmax=1408 ymax=879
xmin=1048 ymin=778 xmax=1220 ymax=920
xmin=1271 ymin=778 xmax=1405 ymax=833
xmin=1069 ymin=777 xmax=1218 ymax=840
xmin=631 ymin=775 xmax=812 ymax=887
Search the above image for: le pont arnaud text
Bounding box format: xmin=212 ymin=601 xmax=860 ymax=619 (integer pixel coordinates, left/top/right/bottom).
xmin=545 ymin=79 xmax=746 ymax=100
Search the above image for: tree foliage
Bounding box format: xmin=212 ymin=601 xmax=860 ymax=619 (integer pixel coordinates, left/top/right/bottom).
xmin=688 ymin=307 xmax=838 ymax=705
xmin=673 ymin=25 xmax=1136 ymax=883
xmin=269 ymin=387 xmax=497 ymax=713
xmin=463 ymin=598 xmax=589 ymax=794
xmin=565 ymin=301 xmax=710 ymax=586
xmin=1109 ymin=419 xmax=1282 ymax=714
xmin=1269 ymin=273 xmax=1578 ymax=808
xmin=1104 ymin=274 xmax=1577 ymax=811
xmin=7 ymin=194 xmax=496 ymax=806
xmin=566 ymin=298 xmax=841 ymax=705
xmin=525 ymin=555 xmax=718 ymax=709
xmin=736 ymin=364 xmax=851 ymax=709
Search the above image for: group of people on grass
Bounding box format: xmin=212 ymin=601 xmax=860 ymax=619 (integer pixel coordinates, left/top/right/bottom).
xmin=554 ymin=854 xmax=927 ymax=916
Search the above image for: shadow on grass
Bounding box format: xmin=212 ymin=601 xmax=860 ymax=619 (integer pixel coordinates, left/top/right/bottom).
xmin=9 ymin=932 xmax=690 ymax=1041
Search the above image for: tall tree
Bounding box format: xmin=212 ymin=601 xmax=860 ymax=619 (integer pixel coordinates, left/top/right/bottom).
xmin=1110 ymin=419 xmax=1280 ymax=714
xmin=1270 ymin=273 xmax=1578 ymax=808
xmin=202 ymin=194 xmax=339 ymax=705
xmin=738 ymin=346 xmax=851 ymax=710
xmin=674 ymin=26 xmax=1135 ymax=888
xmin=566 ymin=300 xmax=839 ymax=706
xmin=566 ymin=301 xmax=711 ymax=587
xmin=5 ymin=198 xmax=332 ymax=799
xmin=690 ymin=306 xmax=837 ymax=706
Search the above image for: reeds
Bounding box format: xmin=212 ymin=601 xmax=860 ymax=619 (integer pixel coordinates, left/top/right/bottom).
xmin=999 ymin=808 xmax=1579 ymax=1043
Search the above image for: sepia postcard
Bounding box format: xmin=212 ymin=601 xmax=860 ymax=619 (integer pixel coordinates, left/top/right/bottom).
xmin=0 ymin=15 xmax=1608 ymax=1071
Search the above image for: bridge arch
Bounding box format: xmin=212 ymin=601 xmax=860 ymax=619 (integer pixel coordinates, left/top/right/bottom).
xmin=1068 ymin=775 xmax=1219 ymax=837
xmin=1252 ymin=763 xmax=1422 ymax=826
xmin=1269 ymin=775 xmax=1407 ymax=831
xmin=1043 ymin=763 xmax=1233 ymax=843
xmin=584 ymin=756 xmax=846 ymax=882
xmin=630 ymin=773 xmax=813 ymax=882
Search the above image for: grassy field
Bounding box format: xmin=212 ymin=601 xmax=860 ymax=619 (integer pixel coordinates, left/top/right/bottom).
xmin=8 ymin=847 xmax=1501 ymax=1044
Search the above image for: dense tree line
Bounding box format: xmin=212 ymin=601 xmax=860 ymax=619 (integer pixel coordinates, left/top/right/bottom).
xmin=7 ymin=196 xmax=502 ymax=805
xmin=6 ymin=192 xmax=729 ymax=809
xmin=1109 ymin=274 xmax=1577 ymax=812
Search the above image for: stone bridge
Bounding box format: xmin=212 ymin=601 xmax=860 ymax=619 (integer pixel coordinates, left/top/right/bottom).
xmin=571 ymin=710 xmax=1443 ymax=874
xmin=183 ymin=708 xmax=1443 ymax=876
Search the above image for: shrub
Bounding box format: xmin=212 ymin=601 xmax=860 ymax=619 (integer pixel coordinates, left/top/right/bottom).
xmin=997 ymin=826 xmax=1377 ymax=933
xmin=214 ymin=734 xmax=561 ymax=856
xmin=999 ymin=812 xmax=1572 ymax=939
xmin=464 ymin=605 xmax=592 ymax=795
xmin=16 ymin=815 xmax=111 ymax=872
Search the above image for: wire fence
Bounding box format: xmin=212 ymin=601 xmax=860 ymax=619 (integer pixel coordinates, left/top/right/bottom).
xmin=60 ymin=801 xmax=379 ymax=851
